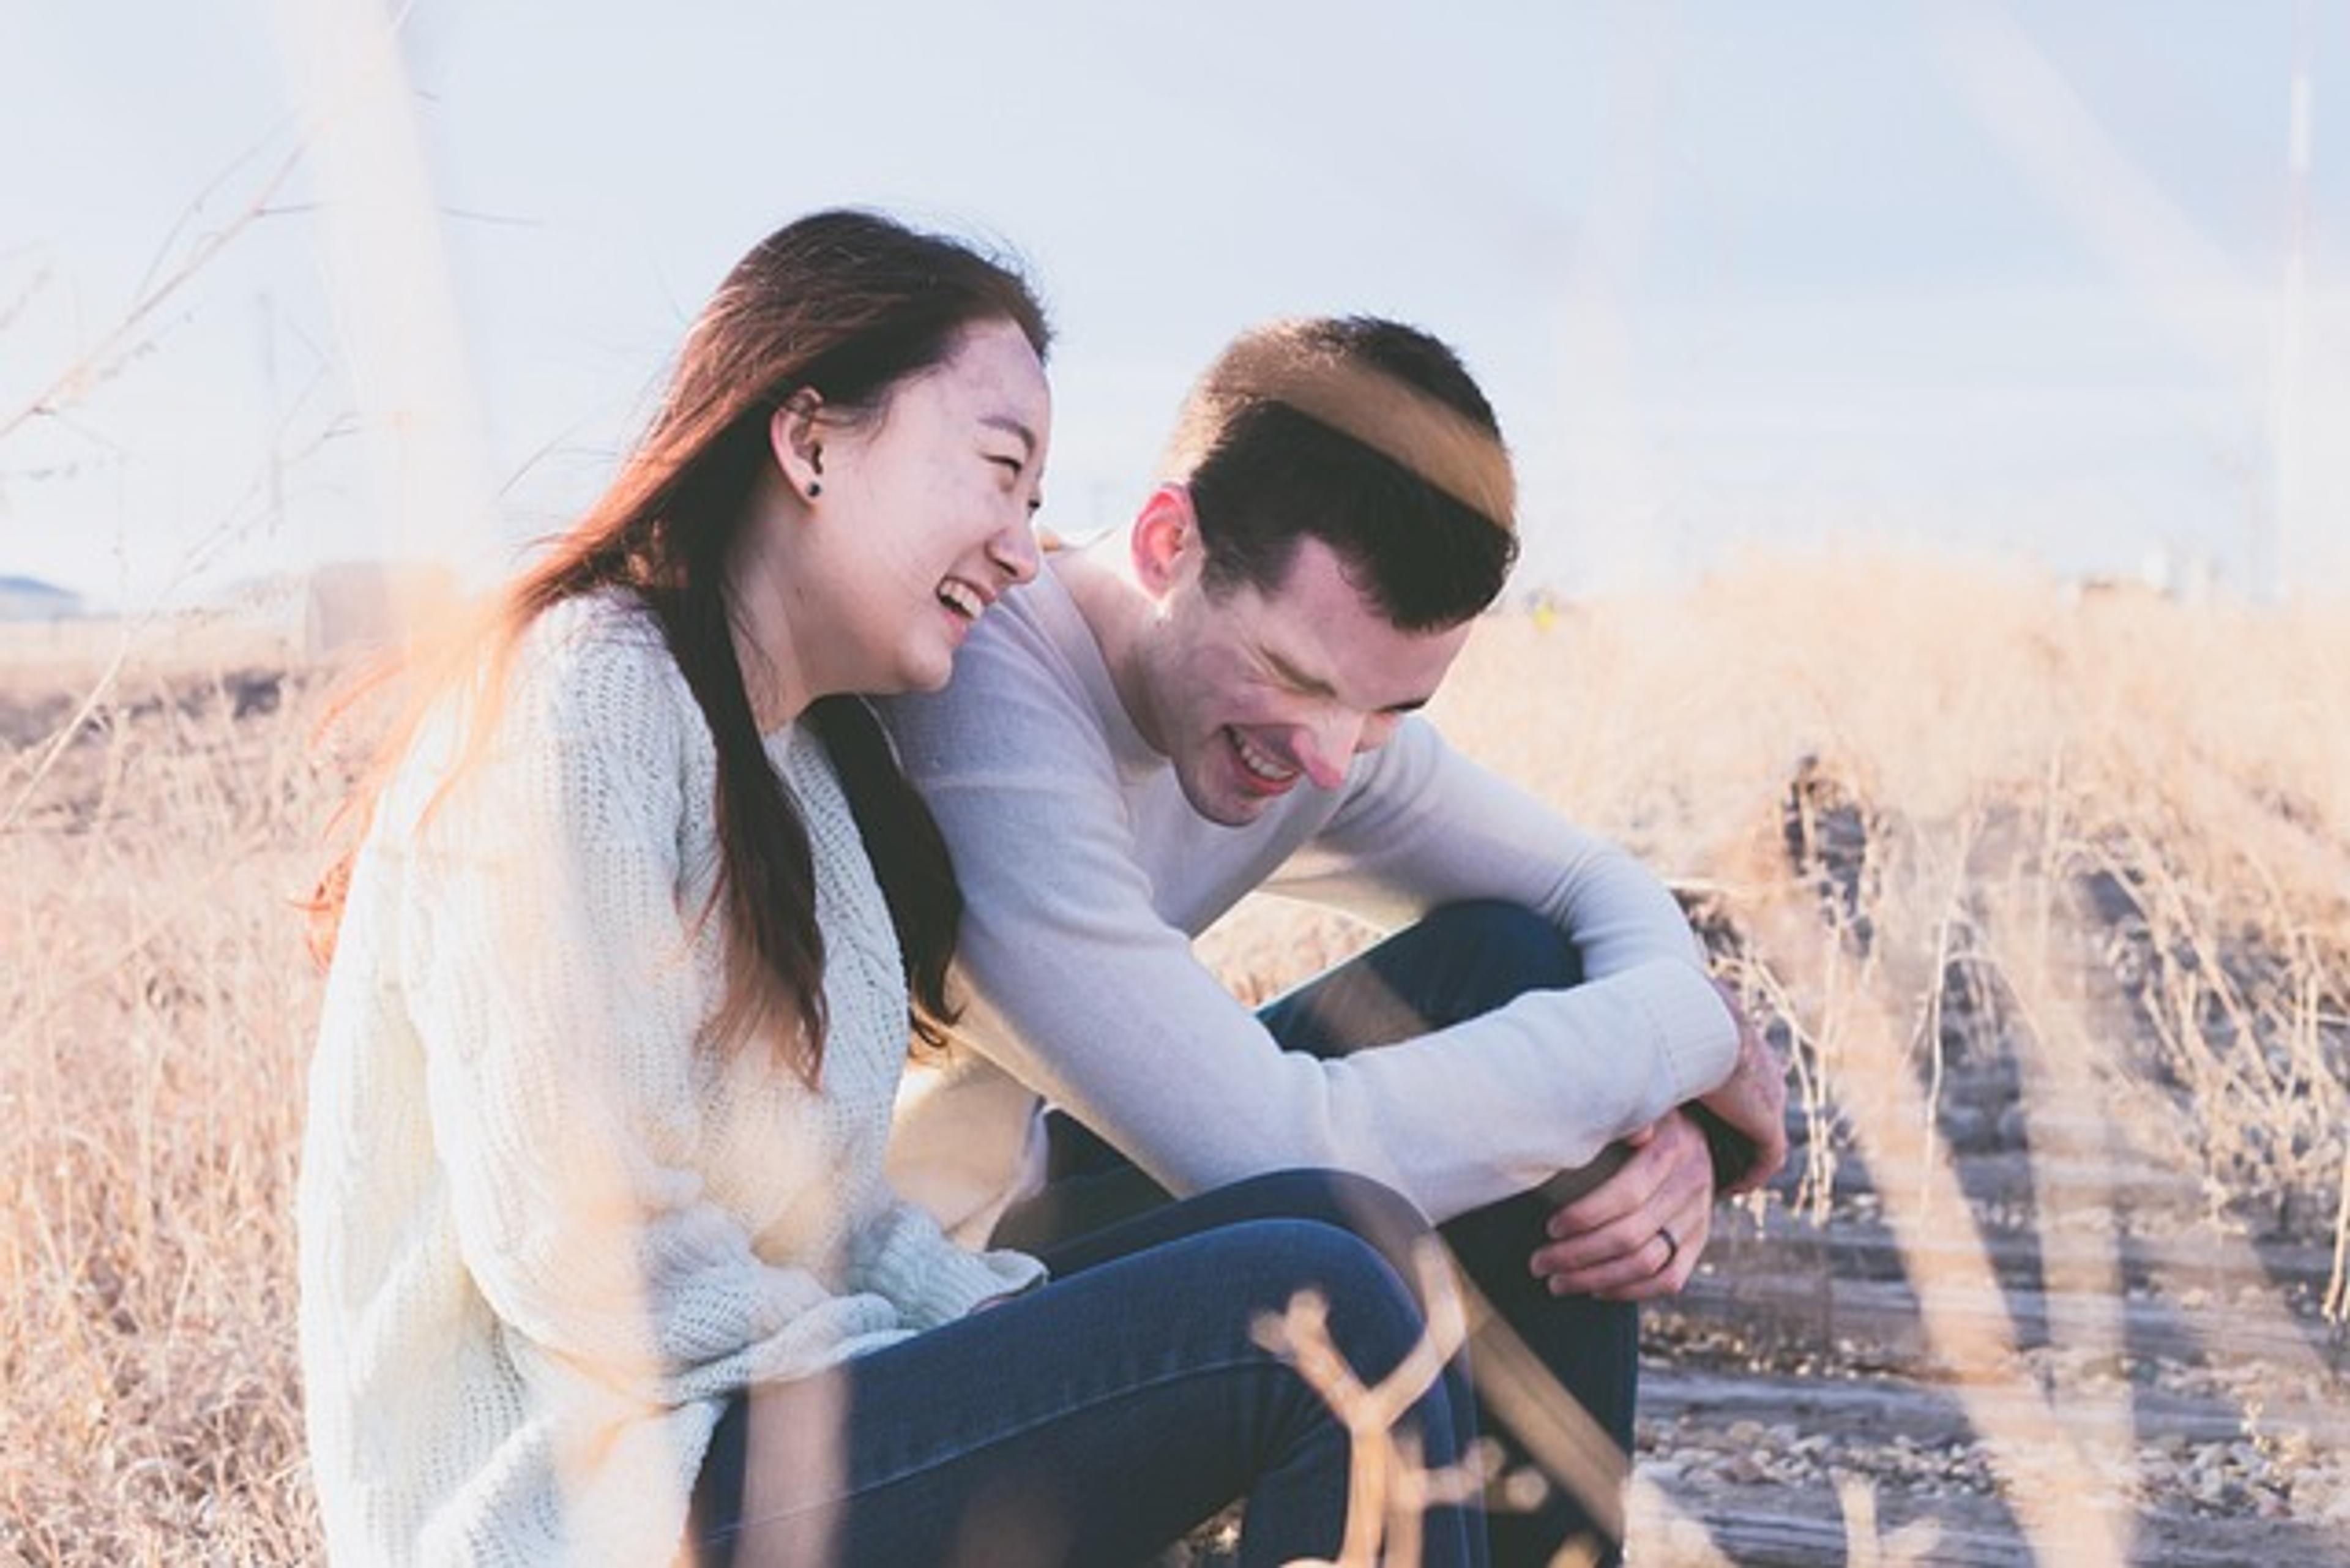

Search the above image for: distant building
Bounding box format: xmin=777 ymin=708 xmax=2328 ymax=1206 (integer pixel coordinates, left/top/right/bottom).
xmin=0 ymin=575 xmax=84 ymax=622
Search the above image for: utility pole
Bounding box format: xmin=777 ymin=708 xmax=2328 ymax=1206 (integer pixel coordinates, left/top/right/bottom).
xmin=2267 ymin=0 xmax=2313 ymax=603
xmin=259 ymin=291 xmax=286 ymax=546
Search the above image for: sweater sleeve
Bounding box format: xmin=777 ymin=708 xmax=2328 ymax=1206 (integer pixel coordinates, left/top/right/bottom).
xmin=845 ymin=1200 xmax=1045 ymax=1329
xmin=894 ymin=631 xmax=1738 ymax=1225
xmin=1272 ymin=716 xmax=1736 ymax=1110
xmin=395 ymin=630 xmax=903 ymax=1409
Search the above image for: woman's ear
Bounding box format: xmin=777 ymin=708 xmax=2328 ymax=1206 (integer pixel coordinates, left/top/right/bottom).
xmin=769 ymin=389 xmax=827 ymax=500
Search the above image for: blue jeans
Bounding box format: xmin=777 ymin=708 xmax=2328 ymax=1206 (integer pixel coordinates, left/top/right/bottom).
xmin=994 ymin=902 xmax=1635 ymax=1568
xmin=692 ymin=1170 xmax=1486 ymax=1567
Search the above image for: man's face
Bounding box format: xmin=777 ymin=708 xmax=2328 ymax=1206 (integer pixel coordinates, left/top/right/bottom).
xmin=1134 ymin=532 xmax=1473 ymax=827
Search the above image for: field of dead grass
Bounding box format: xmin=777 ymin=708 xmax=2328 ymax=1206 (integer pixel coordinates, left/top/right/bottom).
xmin=4 ymin=549 xmax=2346 ymax=1564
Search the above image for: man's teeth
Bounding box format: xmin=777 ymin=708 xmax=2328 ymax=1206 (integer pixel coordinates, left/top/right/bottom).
xmin=938 ymin=580 xmax=983 ymax=619
xmin=1231 ymin=730 xmax=1293 ymax=782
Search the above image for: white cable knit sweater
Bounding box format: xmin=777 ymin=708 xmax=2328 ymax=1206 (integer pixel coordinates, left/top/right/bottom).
xmin=297 ymin=593 xmax=1041 ymax=1567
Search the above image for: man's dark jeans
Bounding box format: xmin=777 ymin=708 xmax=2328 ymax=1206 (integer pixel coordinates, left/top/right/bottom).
xmin=994 ymin=900 xmax=1638 ymax=1567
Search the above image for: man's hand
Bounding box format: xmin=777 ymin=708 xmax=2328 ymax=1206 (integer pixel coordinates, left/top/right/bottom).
xmin=1694 ymin=977 xmax=1789 ymax=1197
xmin=1531 ymin=1110 xmax=1715 ymax=1301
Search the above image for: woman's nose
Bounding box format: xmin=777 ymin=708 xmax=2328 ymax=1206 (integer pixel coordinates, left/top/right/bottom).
xmin=992 ymin=518 xmax=1041 ymax=585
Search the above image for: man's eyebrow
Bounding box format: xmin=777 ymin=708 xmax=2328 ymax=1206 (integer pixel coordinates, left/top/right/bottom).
xmin=980 ymin=414 xmax=1037 ymax=458
xmin=1265 ymin=644 xmax=1434 ymax=714
xmin=1260 ymin=646 xmax=1338 ymax=700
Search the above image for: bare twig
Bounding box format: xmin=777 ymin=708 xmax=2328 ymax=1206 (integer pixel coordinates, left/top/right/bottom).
xmin=1248 ymin=1238 xmax=1472 ymax=1567
xmin=2326 ymin=1143 xmax=2349 ymax=1326
xmin=1 ymin=376 xmax=341 ymax=835
xmin=1 ymin=138 xmax=304 ymax=446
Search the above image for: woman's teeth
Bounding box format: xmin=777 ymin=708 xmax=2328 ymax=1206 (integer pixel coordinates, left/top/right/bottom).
xmin=938 ymin=580 xmax=983 ymax=619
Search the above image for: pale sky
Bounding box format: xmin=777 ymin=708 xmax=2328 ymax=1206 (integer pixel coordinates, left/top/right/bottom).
xmin=4 ymin=1 xmax=2344 ymax=610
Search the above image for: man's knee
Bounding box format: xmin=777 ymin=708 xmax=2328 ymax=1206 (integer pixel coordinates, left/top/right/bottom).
xmin=1261 ymin=902 xmax=1582 ymax=1058
xmin=1416 ymin=901 xmax=1583 ymax=992
xmin=1208 ymin=1168 xmax=1438 ymax=1275
xmin=1362 ymin=903 xmax=1581 ymax=1034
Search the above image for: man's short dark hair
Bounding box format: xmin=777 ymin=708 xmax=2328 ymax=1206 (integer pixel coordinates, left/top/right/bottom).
xmin=1165 ymin=316 xmax=1518 ymax=630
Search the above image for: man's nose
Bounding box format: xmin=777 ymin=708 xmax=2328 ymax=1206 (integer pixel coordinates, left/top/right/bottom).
xmin=1295 ymin=712 xmax=1365 ymax=790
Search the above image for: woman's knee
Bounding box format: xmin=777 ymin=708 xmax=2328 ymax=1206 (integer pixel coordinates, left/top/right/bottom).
xmin=1209 ymin=1168 xmax=1436 ymax=1264
xmin=1226 ymin=1217 xmax=1436 ymax=1381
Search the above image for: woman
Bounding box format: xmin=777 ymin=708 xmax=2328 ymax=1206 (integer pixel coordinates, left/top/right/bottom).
xmin=298 ymin=209 xmax=1483 ymax=1567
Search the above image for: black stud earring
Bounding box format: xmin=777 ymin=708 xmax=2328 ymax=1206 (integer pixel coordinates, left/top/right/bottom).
xmin=807 ymin=481 xmax=822 ymax=498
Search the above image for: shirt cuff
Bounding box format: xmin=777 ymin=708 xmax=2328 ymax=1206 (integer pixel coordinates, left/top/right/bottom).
xmin=1632 ymin=958 xmax=1741 ymax=1104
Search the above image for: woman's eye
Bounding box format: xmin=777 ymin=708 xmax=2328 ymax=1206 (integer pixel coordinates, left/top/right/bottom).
xmin=988 ymin=455 xmax=1024 ymax=479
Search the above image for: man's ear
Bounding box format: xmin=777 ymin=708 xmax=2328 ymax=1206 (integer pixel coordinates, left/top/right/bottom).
xmin=1130 ymin=484 xmax=1200 ymax=595
xmin=767 ymin=389 xmax=827 ymax=500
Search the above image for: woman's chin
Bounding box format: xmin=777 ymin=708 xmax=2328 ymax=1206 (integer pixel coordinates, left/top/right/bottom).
xmin=890 ymin=646 xmax=958 ymax=696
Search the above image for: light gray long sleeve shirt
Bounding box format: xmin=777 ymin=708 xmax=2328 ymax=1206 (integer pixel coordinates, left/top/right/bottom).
xmin=879 ymin=561 xmax=1737 ymax=1234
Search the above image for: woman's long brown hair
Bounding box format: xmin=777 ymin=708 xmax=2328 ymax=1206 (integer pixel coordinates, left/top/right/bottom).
xmin=308 ymin=209 xmax=1050 ymax=1078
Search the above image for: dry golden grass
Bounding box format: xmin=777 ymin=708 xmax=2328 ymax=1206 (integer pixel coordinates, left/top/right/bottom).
xmin=4 ymin=650 xmax=326 ymax=1561
xmin=4 ymin=547 xmax=2346 ymax=1562
xmin=1435 ymin=551 xmax=2350 ymax=1247
xmin=1436 ymin=550 xmax=2350 ymax=1564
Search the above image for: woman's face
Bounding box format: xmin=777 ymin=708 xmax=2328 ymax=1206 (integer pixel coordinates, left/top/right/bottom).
xmin=793 ymin=317 xmax=1051 ymax=696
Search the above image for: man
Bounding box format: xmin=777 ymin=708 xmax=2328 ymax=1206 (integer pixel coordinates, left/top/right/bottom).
xmin=881 ymin=316 xmax=1786 ymax=1564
